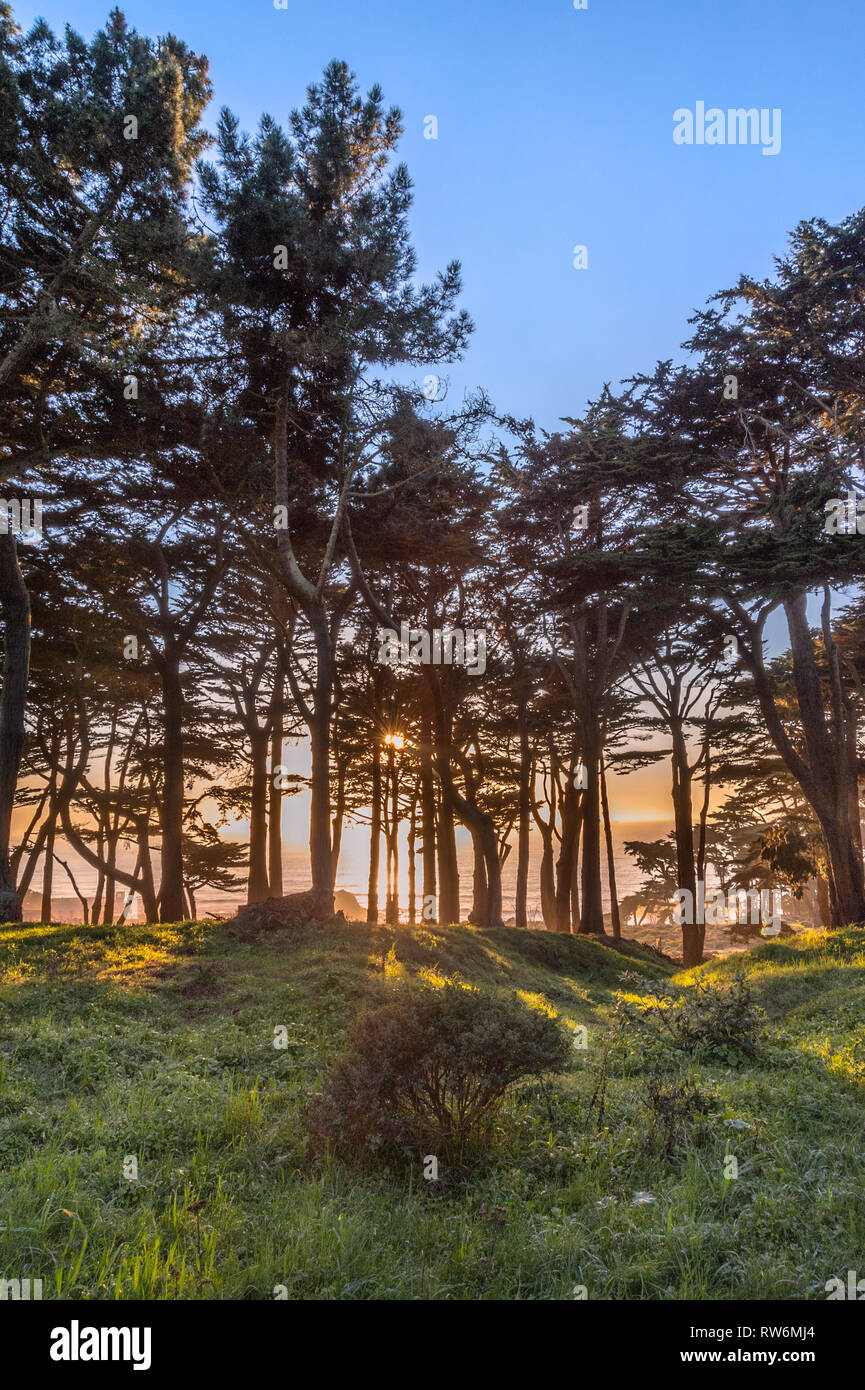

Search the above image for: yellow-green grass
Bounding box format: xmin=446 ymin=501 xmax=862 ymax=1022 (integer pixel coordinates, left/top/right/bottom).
xmin=0 ymin=918 xmax=862 ymax=1300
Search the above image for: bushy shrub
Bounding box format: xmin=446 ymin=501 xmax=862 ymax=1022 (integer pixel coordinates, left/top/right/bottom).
xmin=617 ymin=971 xmax=763 ymax=1064
xmin=309 ymin=983 xmax=571 ymax=1158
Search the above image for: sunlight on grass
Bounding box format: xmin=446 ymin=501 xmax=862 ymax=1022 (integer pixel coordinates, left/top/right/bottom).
xmin=800 ymin=1033 xmax=865 ymax=1081
xmin=0 ymin=918 xmax=863 ymax=1300
xmin=517 ymin=989 xmax=558 ymax=1019
xmin=383 ymin=944 xmax=404 ymax=981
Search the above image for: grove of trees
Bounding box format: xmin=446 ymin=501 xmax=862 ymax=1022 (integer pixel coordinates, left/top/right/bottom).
xmin=3 ymin=6 xmax=865 ymax=966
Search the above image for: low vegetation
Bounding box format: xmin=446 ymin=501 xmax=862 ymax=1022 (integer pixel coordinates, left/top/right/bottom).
xmin=309 ymin=982 xmax=572 ymax=1159
xmin=0 ymin=917 xmax=863 ymax=1300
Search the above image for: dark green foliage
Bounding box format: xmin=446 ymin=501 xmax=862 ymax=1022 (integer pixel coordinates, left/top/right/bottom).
xmin=0 ymin=2 xmax=211 ymax=440
xmin=759 ymin=823 xmax=814 ymax=897
xmin=309 ymin=983 xmax=571 ymax=1158
xmin=617 ymin=971 xmax=764 ymax=1064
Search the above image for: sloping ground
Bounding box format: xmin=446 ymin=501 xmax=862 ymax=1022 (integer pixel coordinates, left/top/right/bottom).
xmin=0 ymin=918 xmax=862 ymax=1300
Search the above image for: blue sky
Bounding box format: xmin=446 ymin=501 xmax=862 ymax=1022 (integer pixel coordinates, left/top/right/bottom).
xmin=15 ymin=0 xmax=865 ymax=431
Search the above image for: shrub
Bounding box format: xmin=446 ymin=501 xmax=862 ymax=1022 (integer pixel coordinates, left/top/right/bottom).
xmin=308 ymin=983 xmax=571 ymax=1158
xmin=617 ymin=971 xmax=764 ymax=1064
xmin=642 ymin=1075 xmax=717 ymax=1157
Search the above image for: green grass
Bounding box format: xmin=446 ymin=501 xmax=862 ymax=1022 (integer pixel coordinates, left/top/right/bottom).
xmin=0 ymin=916 xmax=863 ymax=1300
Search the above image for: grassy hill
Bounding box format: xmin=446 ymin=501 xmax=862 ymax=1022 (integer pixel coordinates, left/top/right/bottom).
xmin=0 ymin=916 xmax=863 ymax=1300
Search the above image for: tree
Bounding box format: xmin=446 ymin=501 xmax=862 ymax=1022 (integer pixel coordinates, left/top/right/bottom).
xmin=631 ymin=207 xmax=865 ymax=926
xmin=0 ymin=4 xmax=210 ymax=919
xmin=199 ymin=61 xmax=471 ymax=907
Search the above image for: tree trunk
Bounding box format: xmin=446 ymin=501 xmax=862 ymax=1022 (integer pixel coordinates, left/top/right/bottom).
xmin=783 ymin=591 xmax=865 ymax=924
xmin=431 ymin=722 xmax=502 ymax=926
xmin=419 ymin=716 xmax=437 ymax=922
xmin=407 ymin=789 xmax=418 ymax=925
xmin=307 ymin=608 xmax=334 ymax=909
xmin=555 ymin=777 xmax=580 ymax=933
xmin=136 ymin=817 xmax=159 ymax=923
xmin=102 ymin=838 xmax=116 ymax=925
xmin=424 ymin=671 xmax=504 ymax=924
xmin=273 ymin=386 xmax=336 ymax=909
xmin=515 ymin=716 xmax=531 ymax=929
xmin=600 ymin=752 xmax=620 ymax=938
xmin=816 ymin=870 xmax=831 ymax=926
xmin=670 ymin=716 xmax=702 ymax=965
xmin=11 ymin=784 xmax=48 ymax=882
xmin=436 ymin=785 xmax=460 ymax=924
xmin=538 ymin=823 xmax=556 ymax=929
xmin=330 ymin=759 xmax=346 ymax=891
xmin=468 ymin=826 xmax=488 ymax=924
xmin=476 ymin=816 xmax=502 ymax=927
xmin=570 ymin=845 xmax=580 ymax=929
xmin=385 ymin=748 xmax=399 ymax=925
xmin=268 ymin=723 xmax=283 ymax=896
xmin=0 ymin=532 xmax=30 ymax=921
xmin=367 ymin=748 xmax=381 ymax=923
xmin=670 ymin=717 xmax=697 ymax=900
xmin=309 ymin=707 xmax=333 ymax=903
xmin=16 ymin=816 xmax=50 ymax=902
xmin=578 ymin=711 xmax=604 ymax=934
xmin=247 ymin=728 xmax=270 ymax=904
xmin=40 ymin=794 xmax=57 ymax=923
xmin=92 ymin=866 xmax=105 ymax=926
xmin=844 ymin=699 xmax=863 ymax=860
xmin=159 ymin=651 xmax=186 ymax=922
xmin=695 ymin=719 xmax=713 ymax=887
xmin=533 ymin=752 xmax=558 ymax=930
